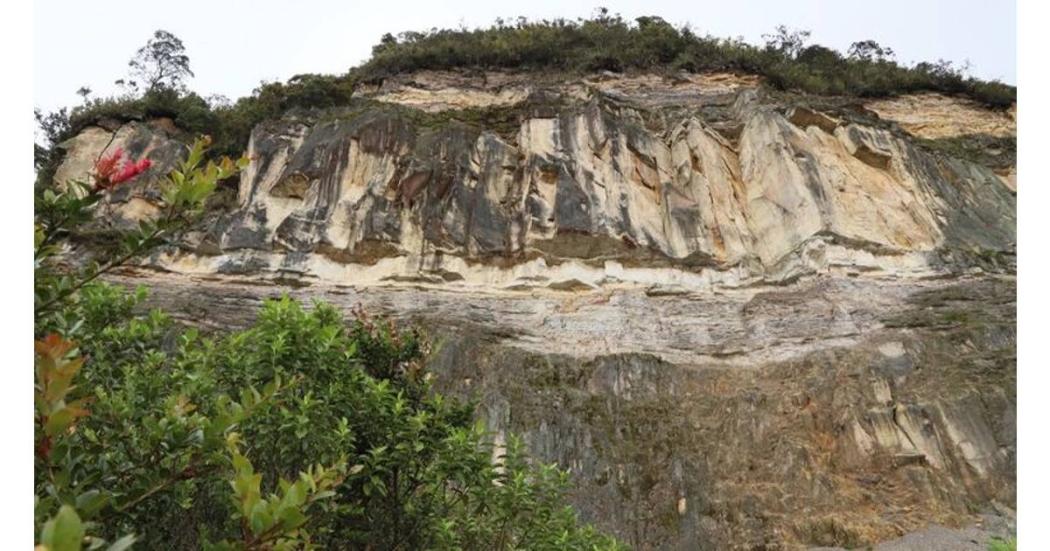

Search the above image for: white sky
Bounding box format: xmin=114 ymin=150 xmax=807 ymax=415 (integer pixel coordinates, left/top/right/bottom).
xmin=34 ymin=0 xmax=1015 ymax=113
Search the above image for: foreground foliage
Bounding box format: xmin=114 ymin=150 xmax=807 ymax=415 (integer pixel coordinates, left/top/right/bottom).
xmin=37 ymin=288 xmax=622 ymax=550
xmin=34 ymin=140 xmax=622 ymax=549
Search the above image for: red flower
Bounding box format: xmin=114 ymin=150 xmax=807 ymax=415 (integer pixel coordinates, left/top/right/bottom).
xmin=111 ymin=158 xmax=152 ymax=184
xmin=94 ymin=148 xmax=124 ymax=182
xmin=92 ymin=149 xmax=152 ymax=191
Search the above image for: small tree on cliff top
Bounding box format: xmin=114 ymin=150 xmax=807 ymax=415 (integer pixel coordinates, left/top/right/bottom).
xmin=126 ymin=30 xmax=194 ymax=92
xmin=848 ymin=39 xmax=896 ymax=62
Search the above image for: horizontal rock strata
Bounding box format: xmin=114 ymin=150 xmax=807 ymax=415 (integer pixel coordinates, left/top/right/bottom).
xmin=109 ymin=271 xmax=1016 ymax=550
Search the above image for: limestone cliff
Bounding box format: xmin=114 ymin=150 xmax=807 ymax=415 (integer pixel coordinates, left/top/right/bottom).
xmin=55 ymin=70 xmax=1016 ymax=549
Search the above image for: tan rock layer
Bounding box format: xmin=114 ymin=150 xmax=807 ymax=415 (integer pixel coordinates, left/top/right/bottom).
xmin=866 ymin=93 xmax=1016 ymax=140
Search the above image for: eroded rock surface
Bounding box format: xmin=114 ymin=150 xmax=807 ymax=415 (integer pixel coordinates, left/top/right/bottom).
xmin=57 ymin=70 xmax=1016 ymax=549
xmin=865 ymin=93 xmax=1016 ymax=140
xmin=109 ymin=271 xmax=1015 ymax=550
xmin=55 ymin=75 xmax=1015 ymax=293
xmin=356 ymin=70 xmax=762 ymax=111
xmin=189 ymin=89 xmax=1009 ymax=290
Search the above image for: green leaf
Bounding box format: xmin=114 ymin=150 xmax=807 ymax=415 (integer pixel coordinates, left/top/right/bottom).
xmin=248 ymin=500 xmax=271 ymax=535
xmin=277 ymin=506 xmax=307 ymax=531
xmin=45 ymin=408 xmax=75 ymax=437
xmin=74 ymin=490 xmax=108 ymax=517
xmin=40 ymin=505 xmax=84 ymax=551
xmin=105 ymin=534 xmax=136 ymax=551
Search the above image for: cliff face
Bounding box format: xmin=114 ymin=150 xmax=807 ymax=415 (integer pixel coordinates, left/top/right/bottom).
xmin=56 ymin=70 xmax=1016 ymax=549
xmin=62 ymin=71 xmax=1015 ymax=289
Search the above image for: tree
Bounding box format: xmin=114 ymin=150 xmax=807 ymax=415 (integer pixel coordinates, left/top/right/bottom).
xmin=127 ymin=30 xmax=194 ymax=92
xmin=206 ymin=93 xmax=232 ymax=109
xmin=34 ymin=108 xmax=71 ymax=176
xmin=762 ymin=25 xmax=811 ymax=59
xmin=34 ymin=108 xmax=70 ymax=153
xmin=113 ymin=78 xmax=139 ymax=94
xmin=796 ymin=44 xmax=843 ymax=67
xmin=371 ymin=32 xmax=398 ymax=56
xmin=75 ymin=86 xmax=92 ymax=104
xmin=848 ymin=40 xmax=895 ymax=62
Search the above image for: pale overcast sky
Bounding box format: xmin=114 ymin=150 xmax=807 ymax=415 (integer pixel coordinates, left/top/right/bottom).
xmin=34 ymin=0 xmax=1015 ymax=113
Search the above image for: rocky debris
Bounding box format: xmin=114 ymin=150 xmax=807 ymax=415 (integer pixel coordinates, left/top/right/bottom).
xmin=997 ymin=168 xmax=1017 ymax=192
xmin=810 ymin=512 xmax=1015 ymax=550
xmin=787 ymin=106 xmax=840 ymax=133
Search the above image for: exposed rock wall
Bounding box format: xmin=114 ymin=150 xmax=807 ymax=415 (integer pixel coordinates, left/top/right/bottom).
xmin=56 ymin=70 xmax=1017 ymax=549
xmin=109 ymin=272 xmax=1016 ymax=550
xmin=865 ymin=93 xmax=1016 ymax=140
xmin=182 ymin=85 xmax=1013 ymax=289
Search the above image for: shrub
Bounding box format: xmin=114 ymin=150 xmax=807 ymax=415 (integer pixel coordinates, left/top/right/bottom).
xmin=208 ymin=74 xmax=356 ymax=157
xmin=37 ymin=286 xmax=625 ymax=549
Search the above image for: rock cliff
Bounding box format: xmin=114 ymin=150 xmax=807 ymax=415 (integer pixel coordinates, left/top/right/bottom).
xmin=55 ymin=70 xmax=1016 ymax=549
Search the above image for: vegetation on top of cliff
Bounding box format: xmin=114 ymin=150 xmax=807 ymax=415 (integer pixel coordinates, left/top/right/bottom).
xmin=33 ymin=29 xmax=355 ymax=185
xmin=359 ymin=11 xmax=1015 ymax=107
xmin=35 ymin=11 xmax=1015 ymax=187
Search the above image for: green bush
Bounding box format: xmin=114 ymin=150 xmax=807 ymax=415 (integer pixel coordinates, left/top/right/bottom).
xmin=208 ymin=74 xmax=356 ymax=157
xmin=62 ymin=88 xmax=218 ymax=139
xmin=37 ymin=286 xmax=624 ymax=549
xmin=41 ymin=74 xmax=355 ymax=166
xmin=359 ymin=12 xmax=1015 ymax=108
